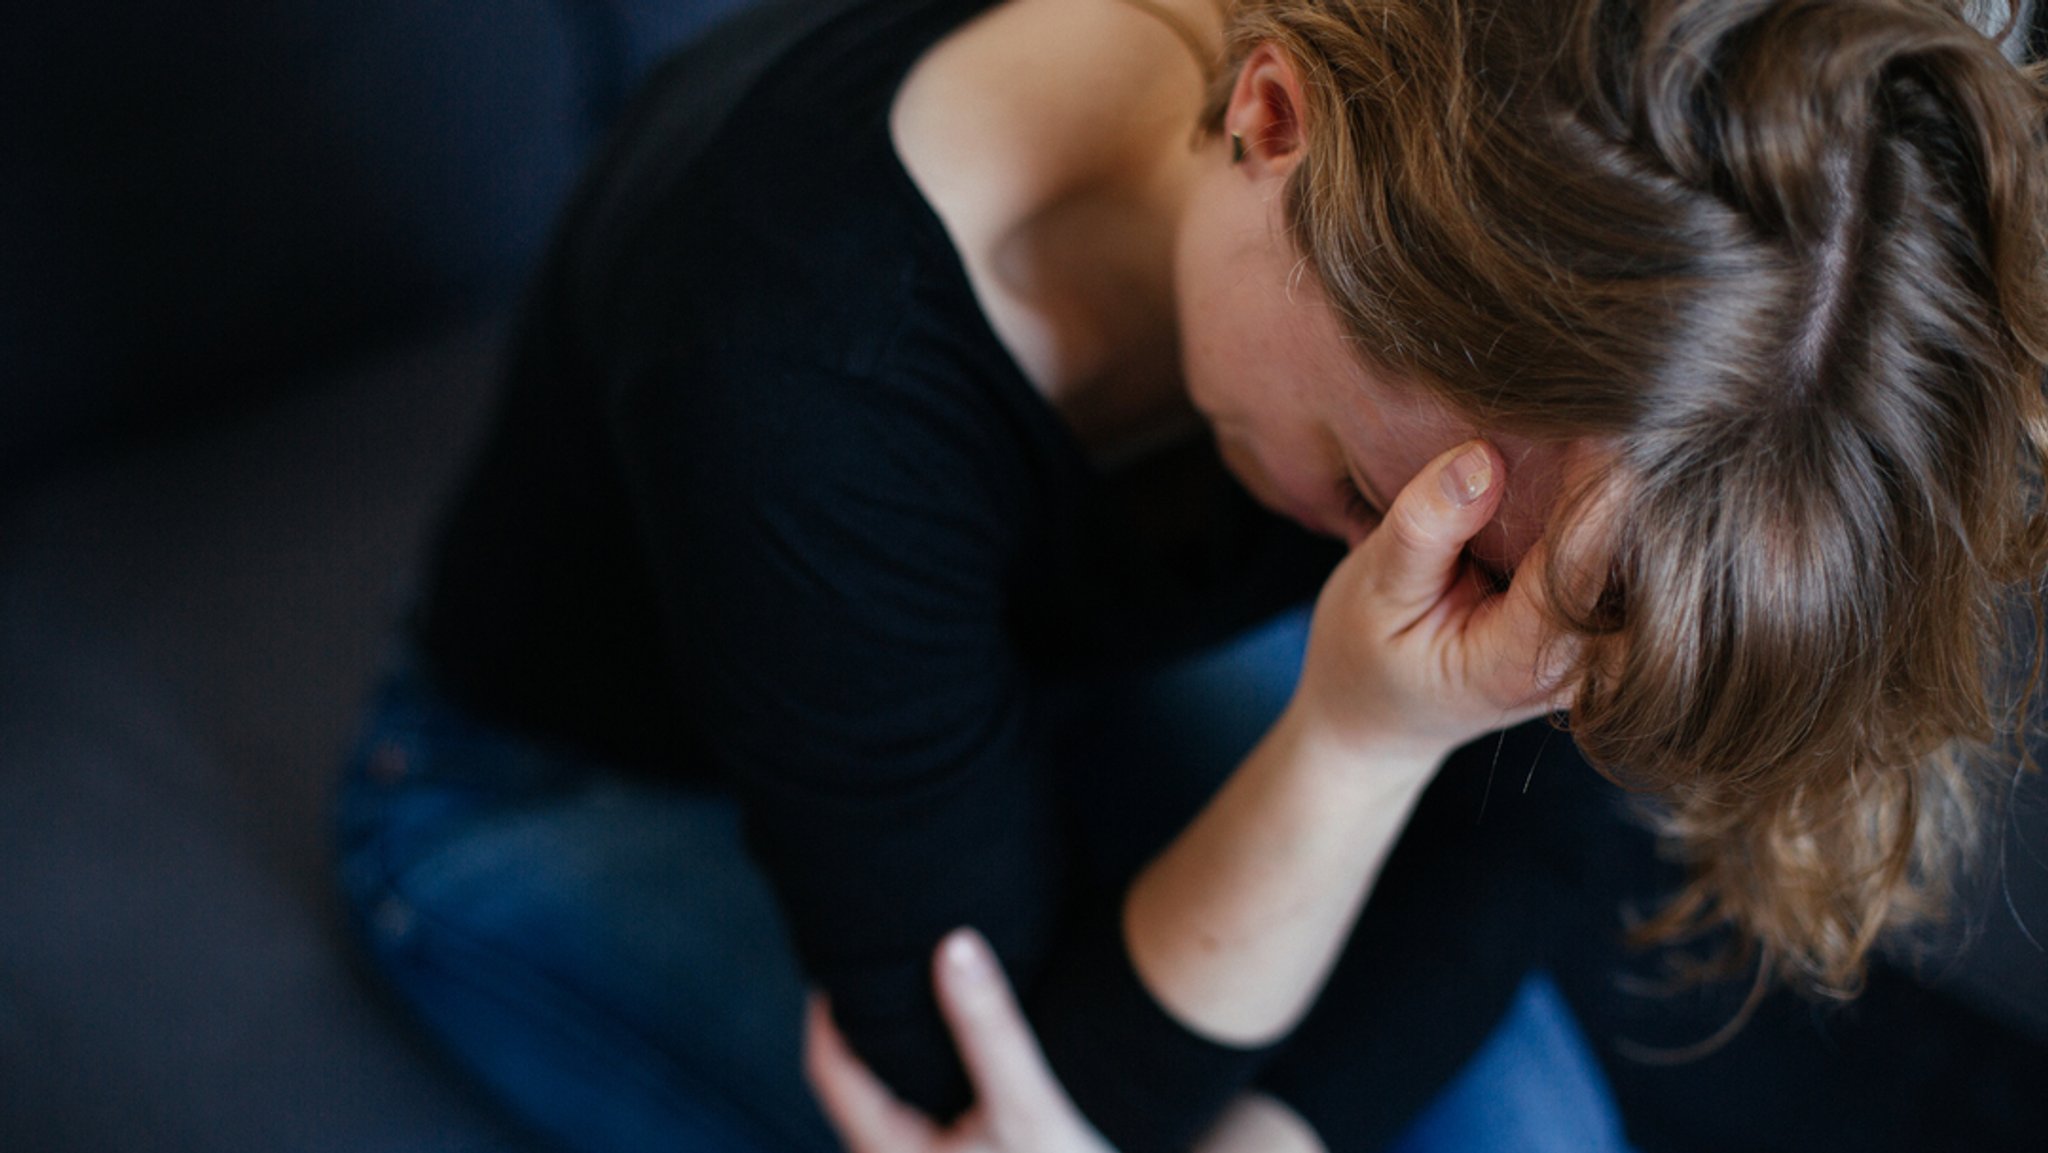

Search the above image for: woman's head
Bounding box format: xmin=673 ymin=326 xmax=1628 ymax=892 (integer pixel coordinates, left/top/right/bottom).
xmin=1172 ymin=33 xmax=1580 ymax=568
xmin=1171 ymin=127 xmax=1576 ymax=563
xmin=1203 ymin=0 xmax=2048 ymax=999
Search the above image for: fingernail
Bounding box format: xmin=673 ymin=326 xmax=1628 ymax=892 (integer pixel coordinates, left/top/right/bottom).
xmin=942 ymin=929 xmax=992 ymax=985
xmin=1440 ymin=445 xmax=1493 ymax=506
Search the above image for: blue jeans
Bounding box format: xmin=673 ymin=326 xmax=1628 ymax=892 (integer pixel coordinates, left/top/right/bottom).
xmin=335 ymin=664 xmax=827 ymax=1150
xmin=335 ymin=609 xmax=1630 ymax=1153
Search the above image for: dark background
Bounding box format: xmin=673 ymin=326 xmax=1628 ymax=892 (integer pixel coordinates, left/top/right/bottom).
xmin=2 ymin=2 xmax=2043 ymax=1151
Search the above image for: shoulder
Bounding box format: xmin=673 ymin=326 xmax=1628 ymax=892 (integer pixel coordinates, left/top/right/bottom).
xmin=610 ymin=346 xmax=1055 ymax=579
xmin=890 ymin=0 xmax=1216 ymax=245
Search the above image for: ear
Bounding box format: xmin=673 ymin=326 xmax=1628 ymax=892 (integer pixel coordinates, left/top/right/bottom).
xmin=1224 ymin=44 xmax=1310 ymax=178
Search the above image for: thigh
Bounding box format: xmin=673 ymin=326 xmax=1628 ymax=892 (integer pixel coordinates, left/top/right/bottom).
xmin=336 ymin=667 xmax=839 ymax=1153
xmin=1257 ymin=719 xmax=1630 ymax=1150
xmin=1054 ymin=613 xmax=1629 ymax=1150
xmin=1384 ymin=972 xmax=1636 ymax=1153
xmin=1054 ymin=605 xmax=1313 ymax=889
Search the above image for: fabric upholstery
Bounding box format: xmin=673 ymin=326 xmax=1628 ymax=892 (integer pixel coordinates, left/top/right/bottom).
xmin=0 ymin=322 xmax=535 ymax=1151
xmin=0 ymin=0 xmax=750 ymax=486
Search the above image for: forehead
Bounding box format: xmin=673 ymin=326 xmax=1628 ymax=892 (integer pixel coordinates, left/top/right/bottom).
xmin=1241 ymin=251 xmax=1575 ymax=565
xmin=1338 ymin=361 xmax=1576 ymax=568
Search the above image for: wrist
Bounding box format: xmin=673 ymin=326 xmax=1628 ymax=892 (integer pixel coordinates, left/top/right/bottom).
xmin=1270 ymin=701 xmax=1444 ymax=802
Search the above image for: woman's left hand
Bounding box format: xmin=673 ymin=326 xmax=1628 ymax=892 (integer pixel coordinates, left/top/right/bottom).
xmin=803 ymin=928 xmax=1116 ymax=1153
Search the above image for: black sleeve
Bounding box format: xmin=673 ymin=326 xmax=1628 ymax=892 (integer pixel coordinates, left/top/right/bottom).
xmin=610 ymin=348 xmax=1274 ymax=1151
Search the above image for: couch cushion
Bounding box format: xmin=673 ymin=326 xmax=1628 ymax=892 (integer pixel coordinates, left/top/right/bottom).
xmin=0 ymin=319 xmax=537 ymax=1151
xmin=0 ymin=635 xmax=539 ymax=1153
xmin=0 ymin=0 xmax=752 ymax=488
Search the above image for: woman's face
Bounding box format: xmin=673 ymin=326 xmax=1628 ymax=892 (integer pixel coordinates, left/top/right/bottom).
xmin=1174 ymin=146 xmax=1567 ymax=572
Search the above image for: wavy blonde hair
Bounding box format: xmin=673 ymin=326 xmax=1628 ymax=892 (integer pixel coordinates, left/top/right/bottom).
xmin=1202 ymin=0 xmax=2048 ymax=1002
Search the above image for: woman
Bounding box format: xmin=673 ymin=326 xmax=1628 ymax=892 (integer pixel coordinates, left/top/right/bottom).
xmin=335 ymin=0 xmax=2048 ymax=1150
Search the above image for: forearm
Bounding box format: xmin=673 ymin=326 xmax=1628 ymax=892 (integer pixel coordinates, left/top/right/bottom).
xmin=1122 ymin=703 xmax=1438 ymax=1046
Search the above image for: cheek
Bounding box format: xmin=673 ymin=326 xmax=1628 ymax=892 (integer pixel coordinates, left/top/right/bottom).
xmin=1215 ymin=428 xmax=1353 ymax=537
xmin=1218 ymin=433 xmax=1300 ymax=506
xmin=1213 ymin=434 xmax=1266 ymax=495
xmin=1357 ymin=443 xmax=1441 ymax=515
xmin=1180 ymin=336 xmax=1224 ymax=416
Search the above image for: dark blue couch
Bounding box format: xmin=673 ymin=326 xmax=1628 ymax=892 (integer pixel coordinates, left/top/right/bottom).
xmin=2 ymin=2 xmax=2044 ymax=1151
xmin=0 ymin=3 xmax=748 ymax=1148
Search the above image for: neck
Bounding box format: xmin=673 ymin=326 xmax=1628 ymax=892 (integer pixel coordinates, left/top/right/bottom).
xmin=891 ymin=0 xmax=1227 ymax=460
xmin=1011 ymin=8 xmax=1225 ymax=461
xmin=1023 ymin=149 xmax=1210 ymax=460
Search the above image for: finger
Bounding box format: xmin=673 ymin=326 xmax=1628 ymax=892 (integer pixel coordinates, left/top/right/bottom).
xmin=930 ymin=929 xmax=1068 ymax=1131
xmin=1359 ymin=440 xmax=1506 ymax=627
xmin=1470 ymin=581 xmax=1569 ymax=722
xmin=803 ymin=995 xmax=939 ymax=1153
xmin=1462 ymin=536 xmax=1583 ymax=718
xmin=1195 ymin=1092 xmax=1323 ymax=1153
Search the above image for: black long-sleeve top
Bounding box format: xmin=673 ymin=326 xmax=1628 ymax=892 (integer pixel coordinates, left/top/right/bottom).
xmin=412 ymin=0 xmax=1342 ymax=1147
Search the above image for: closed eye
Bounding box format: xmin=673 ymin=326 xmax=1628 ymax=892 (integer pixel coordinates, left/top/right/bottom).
xmin=1336 ymin=474 xmax=1381 ymax=526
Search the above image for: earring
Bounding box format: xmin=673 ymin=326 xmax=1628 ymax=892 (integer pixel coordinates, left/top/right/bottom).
xmin=1230 ymin=133 xmax=1245 ymax=164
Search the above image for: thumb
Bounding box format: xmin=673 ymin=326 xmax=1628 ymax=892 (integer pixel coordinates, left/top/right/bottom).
xmin=802 ymin=995 xmax=938 ymax=1153
xmin=1359 ymin=440 xmax=1503 ymax=623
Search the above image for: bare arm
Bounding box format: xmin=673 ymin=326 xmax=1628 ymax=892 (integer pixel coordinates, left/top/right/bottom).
xmin=809 ymin=441 xmax=1571 ymax=1153
xmin=1122 ymin=707 xmax=1437 ymax=1047
xmin=1124 ymin=439 xmax=1567 ymax=1044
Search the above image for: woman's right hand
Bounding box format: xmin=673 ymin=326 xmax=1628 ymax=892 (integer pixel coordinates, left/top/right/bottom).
xmin=1287 ymin=439 xmax=1574 ymax=768
xmin=805 ymin=929 xmax=1118 ymax=1153
xmin=806 ymin=928 xmax=1326 ymax=1153
xmin=1122 ymin=437 xmax=1582 ymax=1045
